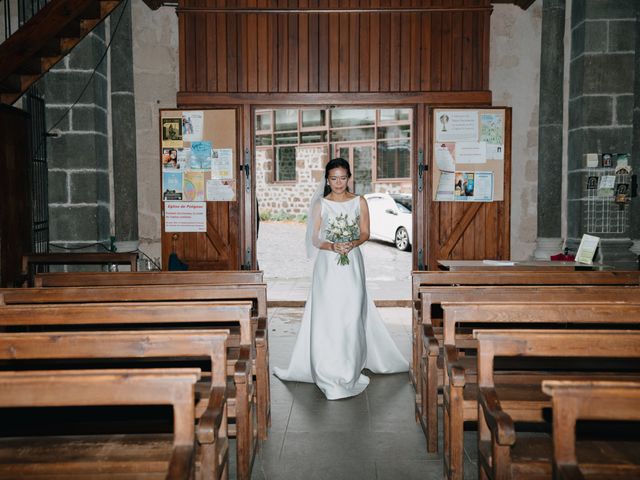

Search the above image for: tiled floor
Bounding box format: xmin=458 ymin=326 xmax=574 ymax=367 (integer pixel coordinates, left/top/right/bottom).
xmin=247 ymin=307 xmax=479 ymax=480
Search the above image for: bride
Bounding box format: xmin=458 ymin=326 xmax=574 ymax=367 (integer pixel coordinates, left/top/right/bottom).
xmin=273 ymin=158 xmax=409 ymax=400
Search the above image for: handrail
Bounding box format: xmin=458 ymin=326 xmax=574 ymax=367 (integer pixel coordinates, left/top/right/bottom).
xmin=1 ymin=0 xmax=50 ymax=41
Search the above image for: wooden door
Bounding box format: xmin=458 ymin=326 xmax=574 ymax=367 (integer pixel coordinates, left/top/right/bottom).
xmin=160 ymin=108 xmax=243 ymax=270
xmin=0 ymin=105 xmax=32 ymax=286
xmin=425 ymin=107 xmax=511 ymax=270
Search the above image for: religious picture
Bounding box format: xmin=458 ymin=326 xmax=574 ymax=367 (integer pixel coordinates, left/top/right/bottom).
xmin=162 ymin=118 xmax=183 ymax=148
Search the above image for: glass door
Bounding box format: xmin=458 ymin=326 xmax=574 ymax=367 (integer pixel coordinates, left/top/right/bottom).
xmin=335 ymin=143 xmax=375 ymax=195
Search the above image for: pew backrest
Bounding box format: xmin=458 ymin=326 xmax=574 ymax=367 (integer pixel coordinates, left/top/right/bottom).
xmin=541 ymin=380 xmax=640 ymax=469
xmin=412 ymin=270 xmax=640 ymax=301
xmin=2 ymin=283 xmax=267 ymax=319
xmin=34 ymin=270 xmax=264 ymax=287
xmin=0 ymin=368 xmax=200 ymax=446
xmin=0 ymin=301 xmax=253 ymax=345
xmin=0 ymin=330 xmax=229 ymax=385
xmin=442 ymin=302 xmax=640 ymax=345
xmin=475 ymin=330 xmax=640 ymax=388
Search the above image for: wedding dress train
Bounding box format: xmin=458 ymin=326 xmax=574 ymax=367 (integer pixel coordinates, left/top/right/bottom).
xmin=273 ymin=196 xmax=409 ymax=400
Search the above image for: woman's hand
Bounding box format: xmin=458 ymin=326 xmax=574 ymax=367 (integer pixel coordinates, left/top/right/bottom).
xmin=333 ymin=241 xmax=353 ymax=254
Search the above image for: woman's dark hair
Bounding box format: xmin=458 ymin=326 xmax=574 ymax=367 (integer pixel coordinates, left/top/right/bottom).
xmin=324 ymin=158 xmax=351 ymax=197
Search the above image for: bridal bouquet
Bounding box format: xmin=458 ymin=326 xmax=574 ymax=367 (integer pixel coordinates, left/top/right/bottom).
xmin=325 ymin=213 xmax=360 ymax=266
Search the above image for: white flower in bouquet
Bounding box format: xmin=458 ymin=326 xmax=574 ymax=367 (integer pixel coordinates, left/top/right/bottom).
xmin=325 ymin=213 xmax=360 ymax=265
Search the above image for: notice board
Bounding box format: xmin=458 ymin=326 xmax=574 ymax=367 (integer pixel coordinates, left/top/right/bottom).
xmin=431 ymin=108 xmax=509 ymax=202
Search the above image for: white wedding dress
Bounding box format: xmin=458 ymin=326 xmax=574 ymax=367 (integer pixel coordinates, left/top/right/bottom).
xmin=273 ymin=196 xmax=409 ymax=400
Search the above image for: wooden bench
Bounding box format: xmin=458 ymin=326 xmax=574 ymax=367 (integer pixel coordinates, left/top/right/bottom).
xmin=0 ymin=281 xmax=271 ymax=441
xmin=440 ymin=301 xmax=640 ymax=480
xmin=0 ymin=330 xmax=229 ymax=480
xmin=542 ymin=380 xmax=640 ymax=479
xmin=417 ymin=285 xmax=640 ymax=452
xmin=0 ymin=368 xmax=200 ymax=479
xmin=0 ymin=301 xmax=257 ymax=480
xmin=410 ymin=270 xmax=640 ymax=392
xmin=33 ymin=270 xmax=264 ymax=287
xmin=21 ymin=252 xmax=139 ymax=286
xmin=476 ymin=330 xmax=640 ymax=480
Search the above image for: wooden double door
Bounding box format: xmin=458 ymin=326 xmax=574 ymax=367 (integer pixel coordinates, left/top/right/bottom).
xmin=164 ymin=106 xmax=511 ymax=271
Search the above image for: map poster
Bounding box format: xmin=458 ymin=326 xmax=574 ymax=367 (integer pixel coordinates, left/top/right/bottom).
xmin=479 ymin=112 xmax=504 ymax=160
xmin=183 ymin=171 xmax=206 ymax=201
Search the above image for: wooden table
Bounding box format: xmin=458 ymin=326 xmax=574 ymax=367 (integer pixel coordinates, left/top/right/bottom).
xmin=437 ymin=260 xmax=609 ymax=271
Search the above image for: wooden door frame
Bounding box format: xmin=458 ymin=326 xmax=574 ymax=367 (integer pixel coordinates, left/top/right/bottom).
xmin=178 ymin=91 xmax=492 ymax=271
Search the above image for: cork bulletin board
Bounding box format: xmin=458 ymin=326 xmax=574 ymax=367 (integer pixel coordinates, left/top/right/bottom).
xmin=159 ymin=109 xmax=237 ymax=233
xmin=431 ymin=108 xmax=507 ymax=202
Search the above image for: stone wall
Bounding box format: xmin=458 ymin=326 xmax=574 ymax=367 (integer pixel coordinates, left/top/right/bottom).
xmin=255 ymin=146 xmax=411 ymax=217
xmin=42 ymin=3 xmax=139 ymax=260
xmin=490 ymin=1 xmax=543 ymax=261
xmin=45 ymin=25 xmax=111 ymax=250
xmin=567 ymin=0 xmax=638 ymax=266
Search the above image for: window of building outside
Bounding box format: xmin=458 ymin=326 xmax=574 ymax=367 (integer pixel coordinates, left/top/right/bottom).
xmin=254 ymin=108 xmax=412 ymax=185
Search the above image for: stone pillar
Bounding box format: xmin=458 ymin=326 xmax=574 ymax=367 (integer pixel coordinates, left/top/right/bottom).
xmin=567 ymin=0 xmax=638 ymax=268
xmin=110 ymin=2 xmax=139 ymax=252
xmin=630 ymin=4 xmax=640 ymax=258
xmin=534 ymin=0 xmax=566 ymax=260
xmin=45 ymin=25 xmax=111 ymax=251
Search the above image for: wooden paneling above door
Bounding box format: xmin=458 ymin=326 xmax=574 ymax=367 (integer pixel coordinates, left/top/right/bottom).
xmin=177 ymin=0 xmax=491 ymax=96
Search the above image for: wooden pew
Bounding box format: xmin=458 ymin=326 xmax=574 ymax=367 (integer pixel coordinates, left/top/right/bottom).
xmin=417 ymin=285 xmax=640 ymax=452
xmin=542 ymin=380 xmax=640 ymax=479
xmin=0 ymin=330 xmax=229 ymax=480
xmin=475 ymin=330 xmax=640 ymax=480
xmin=0 ymin=282 xmax=271 ymax=441
xmin=440 ymin=302 xmax=640 ymax=480
xmin=0 ymin=301 xmax=257 ymax=480
xmin=0 ymin=368 xmax=200 ymax=479
xmin=410 ymin=270 xmax=640 ymax=392
xmin=33 ymin=270 xmax=264 ymax=287
xmin=21 ymin=252 xmax=139 ymax=286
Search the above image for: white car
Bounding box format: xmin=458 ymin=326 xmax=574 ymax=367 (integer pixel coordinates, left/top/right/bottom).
xmin=364 ymin=193 xmax=412 ymax=251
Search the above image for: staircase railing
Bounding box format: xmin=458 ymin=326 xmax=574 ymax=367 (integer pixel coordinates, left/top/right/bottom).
xmin=2 ymin=0 xmax=50 ymax=41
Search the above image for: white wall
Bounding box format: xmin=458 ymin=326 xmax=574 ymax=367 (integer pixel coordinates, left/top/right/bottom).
xmin=490 ymin=0 xmax=542 ymax=260
xmin=131 ymin=0 xmax=179 ymax=263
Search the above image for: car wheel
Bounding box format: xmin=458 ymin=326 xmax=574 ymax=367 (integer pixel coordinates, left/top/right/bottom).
xmin=395 ymin=227 xmax=410 ymax=251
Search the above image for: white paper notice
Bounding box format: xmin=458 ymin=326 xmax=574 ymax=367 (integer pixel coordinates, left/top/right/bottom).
xmin=211 ymin=148 xmax=234 ymax=179
xmin=576 ymin=234 xmax=600 ymax=265
xmin=456 ymin=141 xmax=487 ymax=164
xmin=435 ymin=110 xmax=478 ymax=142
xmin=165 ymin=201 xmax=206 ymax=232
xmin=435 ymin=143 xmax=456 ymax=172
xmin=206 ymin=179 xmax=236 ymax=201
xmin=473 ymin=171 xmax=493 ymax=201
xmin=435 ymin=171 xmax=455 ymax=201
xmin=181 ymin=111 xmax=204 ymax=142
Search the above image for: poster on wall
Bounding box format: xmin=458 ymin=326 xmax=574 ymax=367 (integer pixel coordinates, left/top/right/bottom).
xmin=181 ymin=111 xmax=203 ymax=142
xmin=211 ymin=148 xmax=234 ymax=179
xmin=206 ymin=179 xmax=236 ymax=201
xmin=162 ymin=118 xmax=183 ymax=148
xmin=165 ymin=201 xmax=207 ymax=232
xmin=435 ymin=110 xmax=478 ymax=142
xmin=162 ymin=171 xmax=183 ymax=201
xmin=479 ymin=112 xmax=505 ymax=160
xmin=183 ymin=172 xmax=206 ymax=201
xmin=189 ymin=141 xmax=212 ymax=171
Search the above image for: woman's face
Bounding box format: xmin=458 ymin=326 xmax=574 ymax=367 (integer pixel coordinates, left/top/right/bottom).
xmin=327 ymin=167 xmax=349 ymax=194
